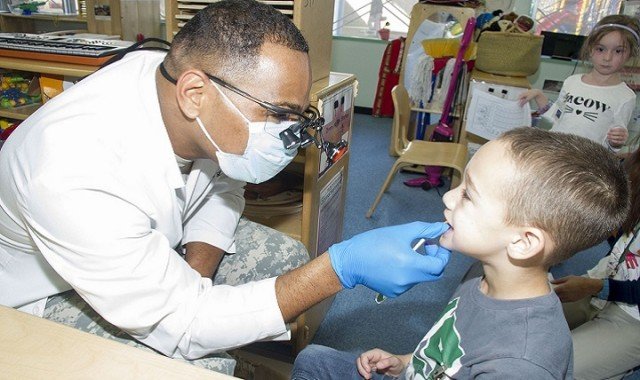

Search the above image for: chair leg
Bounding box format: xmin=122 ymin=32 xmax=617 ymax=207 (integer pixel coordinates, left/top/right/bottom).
xmin=366 ymin=161 xmax=403 ymax=218
xmin=451 ymin=168 xmax=462 ymax=189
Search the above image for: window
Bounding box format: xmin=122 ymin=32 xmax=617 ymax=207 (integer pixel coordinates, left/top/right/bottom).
xmin=333 ymin=0 xmax=413 ymax=40
xmin=32 ymin=0 xmax=79 ymax=15
xmin=534 ymin=0 xmax=623 ymax=35
xmin=333 ymin=1 xmax=625 ymax=39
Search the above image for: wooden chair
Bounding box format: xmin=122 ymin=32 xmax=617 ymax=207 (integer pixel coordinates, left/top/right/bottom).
xmin=388 ymin=3 xmax=476 ymax=156
xmin=366 ymin=85 xmax=468 ymax=218
xmin=388 ymin=83 xmax=413 ymax=157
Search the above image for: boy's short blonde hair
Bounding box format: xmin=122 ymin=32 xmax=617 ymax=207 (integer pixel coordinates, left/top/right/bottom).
xmin=498 ymin=128 xmax=629 ymax=265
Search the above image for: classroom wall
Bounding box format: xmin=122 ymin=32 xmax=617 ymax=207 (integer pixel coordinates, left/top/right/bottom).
xmin=529 ymin=58 xmax=587 ymax=93
xmin=330 ymin=36 xmax=388 ymax=109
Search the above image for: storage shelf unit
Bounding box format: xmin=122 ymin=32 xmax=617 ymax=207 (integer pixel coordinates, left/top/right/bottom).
xmin=0 ymin=58 xmax=94 ymax=126
xmin=165 ymin=0 xmax=333 ymax=82
xmin=0 ymin=13 xmax=87 ymax=34
xmin=244 ymin=72 xmax=356 ymax=258
xmin=0 ymin=56 xmax=96 ymax=77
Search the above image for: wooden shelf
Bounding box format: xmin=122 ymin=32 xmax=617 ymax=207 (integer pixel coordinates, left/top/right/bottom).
xmin=0 ymin=103 xmax=41 ymax=120
xmin=0 ymin=56 xmax=96 ymax=77
xmin=0 ymin=12 xmax=87 ymax=24
xmin=0 ymin=12 xmax=88 ymax=35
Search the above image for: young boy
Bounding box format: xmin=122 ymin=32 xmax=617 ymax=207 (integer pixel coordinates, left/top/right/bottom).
xmin=291 ymin=127 xmax=630 ymax=379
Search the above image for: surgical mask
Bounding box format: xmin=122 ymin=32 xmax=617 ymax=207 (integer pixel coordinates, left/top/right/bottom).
xmin=195 ymin=82 xmax=298 ymax=184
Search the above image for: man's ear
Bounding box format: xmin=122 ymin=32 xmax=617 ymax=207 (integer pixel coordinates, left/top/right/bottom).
xmin=506 ymin=227 xmax=546 ymax=261
xmin=175 ymin=70 xmax=208 ymax=119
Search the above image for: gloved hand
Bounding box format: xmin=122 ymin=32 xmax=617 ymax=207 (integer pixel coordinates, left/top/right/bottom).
xmin=329 ymin=221 xmax=451 ymax=298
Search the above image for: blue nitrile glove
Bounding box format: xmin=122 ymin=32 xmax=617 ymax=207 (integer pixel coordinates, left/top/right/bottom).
xmin=328 ymin=221 xmax=451 ymax=298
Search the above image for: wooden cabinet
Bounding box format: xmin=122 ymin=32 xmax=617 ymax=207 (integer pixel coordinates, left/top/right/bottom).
xmin=244 ymin=73 xmax=357 ymax=355
xmin=245 ymin=73 xmax=357 ymax=260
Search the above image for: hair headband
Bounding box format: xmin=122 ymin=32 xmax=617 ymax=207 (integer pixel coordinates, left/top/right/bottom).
xmin=592 ymin=23 xmax=640 ymax=46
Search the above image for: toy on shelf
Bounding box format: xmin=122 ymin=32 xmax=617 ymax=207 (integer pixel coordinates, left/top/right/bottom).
xmin=0 ymin=118 xmax=20 ymax=149
xmin=14 ymin=1 xmax=46 ymax=15
xmin=0 ymin=118 xmax=18 ymax=131
xmin=0 ymin=72 xmax=41 ymax=108
xmin=476 ymin=10 xmax=535 ymax=36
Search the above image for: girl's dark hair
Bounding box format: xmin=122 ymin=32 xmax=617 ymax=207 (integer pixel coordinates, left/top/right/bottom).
xmin=622 ymin=149 xmax=640 ymax=233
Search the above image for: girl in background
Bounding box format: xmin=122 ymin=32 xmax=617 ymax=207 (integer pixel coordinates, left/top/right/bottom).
xmin=519 ymin=14 xmax=640 ymax=151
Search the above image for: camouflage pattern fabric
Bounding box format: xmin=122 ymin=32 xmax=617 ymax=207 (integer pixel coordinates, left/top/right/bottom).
xmin=213 ymin=218 xmax=310 ymax=285
xmin=43 ymin=217 xmax=310 ymax=375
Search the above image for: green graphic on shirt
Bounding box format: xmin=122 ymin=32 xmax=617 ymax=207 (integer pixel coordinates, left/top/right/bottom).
xmin=412 ymin=297 xmax=464 ymax=379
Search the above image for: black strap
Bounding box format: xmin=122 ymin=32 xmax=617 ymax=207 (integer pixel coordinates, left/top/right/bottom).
xmin=100 ymin=37 xmax=172 ymax=69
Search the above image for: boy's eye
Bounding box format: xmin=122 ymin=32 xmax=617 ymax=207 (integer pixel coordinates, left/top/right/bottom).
xmin=595 ymin=47 xmax=605 ymax=53
xmin=615 ymin=48 xmax=625 ymax=54
xmin=461 ymin=188 xmax=471 ymax=201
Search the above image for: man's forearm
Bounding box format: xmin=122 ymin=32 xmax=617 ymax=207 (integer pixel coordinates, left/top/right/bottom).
xmin=275 ymin=252 xmax=343 ymax=322
xmin=185 ymin=241 xmax=225 ymax=278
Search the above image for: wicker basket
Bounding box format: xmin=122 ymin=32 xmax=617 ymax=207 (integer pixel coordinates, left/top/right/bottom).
xmin=475 ymin=31 xmax=544 ymax=77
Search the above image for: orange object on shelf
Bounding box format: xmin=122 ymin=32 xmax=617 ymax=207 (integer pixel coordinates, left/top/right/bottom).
xmin=39 ymin=74 xmax=65 ymax=103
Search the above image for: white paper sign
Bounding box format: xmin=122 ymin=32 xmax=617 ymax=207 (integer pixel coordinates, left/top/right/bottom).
xmin=466 ymin=88 xmax=532 ymax=140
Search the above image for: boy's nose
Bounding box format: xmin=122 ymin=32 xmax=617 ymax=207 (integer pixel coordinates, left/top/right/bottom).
xmin=442 ymin=188 xmax=455 ymax=209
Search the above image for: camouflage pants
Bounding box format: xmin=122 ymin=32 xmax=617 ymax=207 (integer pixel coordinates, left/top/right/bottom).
xmin=43 ymin=217 xmax=310 ymax=376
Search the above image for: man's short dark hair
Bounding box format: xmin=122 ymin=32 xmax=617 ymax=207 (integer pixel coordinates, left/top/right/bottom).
xmin=499 ymin=127 xmax=630 ymax=265
xmin=165 ymin=0 xmax=309 ymax=79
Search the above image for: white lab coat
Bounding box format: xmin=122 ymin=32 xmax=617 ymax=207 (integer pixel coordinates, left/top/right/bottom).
xmin=0 ymin=51 xmax=289 ymax=358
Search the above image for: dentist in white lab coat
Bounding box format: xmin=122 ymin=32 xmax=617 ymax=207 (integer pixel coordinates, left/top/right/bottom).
xmin=0 ymin=0 xmax=452 ymax=367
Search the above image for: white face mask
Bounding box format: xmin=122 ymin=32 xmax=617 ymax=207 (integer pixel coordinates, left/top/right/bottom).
xmin=195 ymin=81 xmax=298 ymax=184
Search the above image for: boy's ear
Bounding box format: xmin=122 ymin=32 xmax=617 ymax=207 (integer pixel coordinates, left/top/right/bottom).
xmin=506 ymin=227 xmax=546 ymax=261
